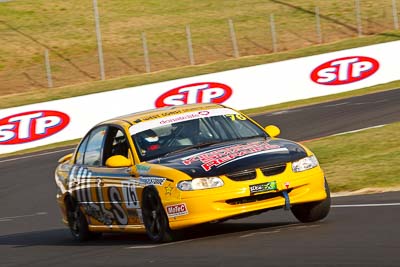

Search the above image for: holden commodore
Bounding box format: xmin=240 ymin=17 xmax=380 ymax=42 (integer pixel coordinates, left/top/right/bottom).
xmin=55 ymin=103 xmax=330 ymax=242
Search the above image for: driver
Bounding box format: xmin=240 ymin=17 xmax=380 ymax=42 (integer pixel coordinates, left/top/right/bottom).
xmin=138 ymin=129 xmax=160 ymax=156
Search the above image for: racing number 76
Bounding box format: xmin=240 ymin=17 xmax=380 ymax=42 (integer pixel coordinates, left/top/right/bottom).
xmin=226 ymin=114 xmax=247 ymax=121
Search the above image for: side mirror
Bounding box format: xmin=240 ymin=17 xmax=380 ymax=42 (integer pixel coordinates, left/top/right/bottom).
xmin=105 ymin=155 xmax=132 ymax=168
xmin=264 ymin=125 xmax=280 ymax=138
xmin=58 ymin=153 xmax=73 ymax=163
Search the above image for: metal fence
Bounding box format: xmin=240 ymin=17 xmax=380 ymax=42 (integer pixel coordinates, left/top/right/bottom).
xmin=0 ymin=0 xmax=399 ymax=95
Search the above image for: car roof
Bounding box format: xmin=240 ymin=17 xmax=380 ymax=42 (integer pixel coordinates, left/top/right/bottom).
xmin=101 ymin=103 xmax=227 ymax=126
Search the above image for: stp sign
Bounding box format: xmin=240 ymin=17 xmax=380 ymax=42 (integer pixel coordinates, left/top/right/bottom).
xmin=155 ymin=82 xmax=232 ymax=107
xmin=0 ymin=110 xmax=70 ymax=145
xmin=311 ymin=56 xmax=379 ymax=85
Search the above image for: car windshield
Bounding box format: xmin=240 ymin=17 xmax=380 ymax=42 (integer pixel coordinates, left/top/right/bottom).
xmin=129 ymin=108 xmax=267 ymax=161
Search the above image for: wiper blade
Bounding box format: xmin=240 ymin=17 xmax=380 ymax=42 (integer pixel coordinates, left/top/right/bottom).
xmin=232 ymin=135 xmax=268 ymax=141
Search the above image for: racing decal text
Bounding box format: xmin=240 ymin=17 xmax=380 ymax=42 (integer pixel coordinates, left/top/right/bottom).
xmin=249 ymin=181 xmax=278 ymax=194
xmin=166 ymin=203 xmax=188 ymax=217
xmin=182 ymin=142 xmax=282 ymax=171
xmin=139 ymin=177 xmax=166 ymax=186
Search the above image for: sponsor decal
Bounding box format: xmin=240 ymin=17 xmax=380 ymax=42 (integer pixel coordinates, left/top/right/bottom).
xmin=166 ymin=203 xmax=188 ymax=217
xmin=0 ymin=110 xmax=70 ymax=145
xmin=164 ymin=184 xmax=174 ymax=196
xmin=182 ymin=141 xmax=284 ymax=171
xmin=198 ymin=111 xmax=210 ymax=116
xmin=159 ymin=110 xmax=211 ymax=125
xmin=311 ymin=56 xmax=379 ymax=85
xmin=137 ymin=104 xmax=217 ymax=122
xmin=129 ymin=107 xmax=238 ymax=135
xmin=68 ymin=166 xmax=129 ymax=226
xmin=136 ymin=164 xmax=151 ymax=175
xmin=139 ymin=177 xmax=166 ymax=186
xmin=249 ymin=181 xmax=277 ymax=194
xmin=155 ymin=82 xmax=233 ymax=107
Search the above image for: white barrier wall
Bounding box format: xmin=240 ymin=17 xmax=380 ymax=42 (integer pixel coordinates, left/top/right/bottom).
xmin=1 ymin=40 xmax=400 ymax=154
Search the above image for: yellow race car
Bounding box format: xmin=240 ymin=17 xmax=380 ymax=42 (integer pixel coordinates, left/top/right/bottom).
xmin=55 ymin=103 xmax=330 ymax=242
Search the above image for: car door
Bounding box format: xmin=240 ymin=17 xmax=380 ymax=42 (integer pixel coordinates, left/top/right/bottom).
xmin=96 ymin=125 xmax=144 ymax=228
xmin=69 ymin=125 xmax=114 ymax=226
xmin=69 ymin=125 xmax=143 ymax=228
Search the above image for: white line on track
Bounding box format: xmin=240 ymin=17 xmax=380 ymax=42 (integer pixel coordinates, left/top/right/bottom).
xmin=323 ymin=102 xmax=350 ymax=107
xmin=353 ymin=99 xmax=388 ymax=105
xmin=332 ymin=203 xmax=400 ymax=208
xmin=0 ymin=148 xmax=74 ymax=164
xmin=0 ymin=211 xmax=47 ymax=222
xmin=331 ymin=124 xmax=386 ymax=136
xmin=127 ymin=238 xmax=203 ymax=249
xmin=239 ymin=230 xmax=281 ymax=238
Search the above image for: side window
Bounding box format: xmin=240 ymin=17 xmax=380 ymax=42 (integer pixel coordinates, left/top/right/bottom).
xmin=102 ymin=127 xmax=131 ymax=164
xmin=75 ymin=136 xmax=89 ymax=165
xmin=110 ymin=129 xmax=129 ymax=158
xmin=84 ymin=126 xmax=107 ymax=166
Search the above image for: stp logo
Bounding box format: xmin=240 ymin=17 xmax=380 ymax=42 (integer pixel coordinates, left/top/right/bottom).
xmin=311 ymin=56 xmax=379 ymax=85
xmin=155 ymin=82 xmax=232 ymax=107
xmin=0 ymin=110 xmax=70 ymax=145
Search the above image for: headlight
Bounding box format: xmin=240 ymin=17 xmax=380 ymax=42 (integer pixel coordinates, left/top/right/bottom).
xmin=292 ymin=155 xmax=319 ymax=172
xmin=177 ymin=177 xmax=224 ymax=191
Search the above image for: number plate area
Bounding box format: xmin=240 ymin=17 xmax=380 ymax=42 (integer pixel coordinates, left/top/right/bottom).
xmin=249 ymin=181 xmax=277 ymax=194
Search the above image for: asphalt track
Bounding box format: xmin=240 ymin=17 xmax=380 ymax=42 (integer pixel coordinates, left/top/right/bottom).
xmin=1 ymin=89 xmax=400 ymax=267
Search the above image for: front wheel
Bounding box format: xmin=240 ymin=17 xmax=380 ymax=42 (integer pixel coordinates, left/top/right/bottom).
xmin=142 ymin=187 xmax=174 ymax=243
xmin=291 ymin=180 xmax=331 ymax=223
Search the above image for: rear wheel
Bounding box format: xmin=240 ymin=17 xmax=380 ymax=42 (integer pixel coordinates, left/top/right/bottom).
xmin=142 ymin=187 xmax=173 ymax=243
xmin=66 ymin=198 xmax=100 ymax=242
xmin=67 ymin=207 xmax=90 ymax=242
xmin=291 ymin=179 xmax=331 ymax=223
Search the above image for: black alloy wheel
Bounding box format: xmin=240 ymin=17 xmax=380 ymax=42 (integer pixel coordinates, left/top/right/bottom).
xmin=142 ymin=187 xmax=173 ymax=243
xmin=67 ymin=204 xmax=91 ymax=242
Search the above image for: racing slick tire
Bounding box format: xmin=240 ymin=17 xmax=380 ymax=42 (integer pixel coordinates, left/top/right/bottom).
xmin=291 ymin=179 xmax=331 ymax=223
xmin=66 ymin=197 xmax=100 ymax=242
xmin=142 ymin=186 xmax=174 ymax=243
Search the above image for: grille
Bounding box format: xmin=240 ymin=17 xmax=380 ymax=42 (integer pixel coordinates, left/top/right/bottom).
xmin=226 ymin=190 xmax=292 ymax=205
xmin=260 ymin=164 xmax=286 ymax=176
xmin=226 ymin=169 xmax=256 ymax=181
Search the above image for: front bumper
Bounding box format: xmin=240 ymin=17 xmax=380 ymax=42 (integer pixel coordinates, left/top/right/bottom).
xmin=166 ymin=165 xmax=327 ymax=230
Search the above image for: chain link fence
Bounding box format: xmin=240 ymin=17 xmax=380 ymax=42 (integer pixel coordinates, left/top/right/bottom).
xmin=0 ymin=0 xmax=399 ymax=95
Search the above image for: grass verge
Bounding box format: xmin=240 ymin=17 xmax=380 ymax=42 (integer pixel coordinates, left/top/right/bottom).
xmin=304 ymin=122 xmax=400 ymax=193
xmin=1 ymin=32 xmax=400 ymax=109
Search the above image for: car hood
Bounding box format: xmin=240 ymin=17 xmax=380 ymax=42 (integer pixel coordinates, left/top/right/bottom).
xmin=147 ymin=138 xmax=308 ymax=178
